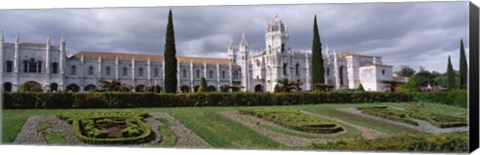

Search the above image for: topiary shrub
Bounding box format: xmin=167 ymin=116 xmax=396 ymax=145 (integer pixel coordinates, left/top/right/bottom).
xmin=19 ymin=81 xmax=43 ymax=92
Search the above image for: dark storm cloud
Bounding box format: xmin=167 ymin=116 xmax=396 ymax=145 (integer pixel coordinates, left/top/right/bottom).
xmin=0 ymin=2 xmax=469 ymax=72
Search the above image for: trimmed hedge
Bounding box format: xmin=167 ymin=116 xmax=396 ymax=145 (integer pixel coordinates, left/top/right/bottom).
xmin=58 ymin=112 xmax=153 ymax=144
xmin=414 ymin=90 xmax=467 ymax=108
xmin=312 ymin=132 xmax=468 ymax=152
xmin=239 ymin=108 xmax=344 ymax=134
xmin=3 ymin=92 xmax=413 ymax=109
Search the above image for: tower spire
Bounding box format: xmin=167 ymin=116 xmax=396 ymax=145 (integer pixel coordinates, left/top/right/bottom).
xmin=47 ymin=33 xmax=51 ymax=44
xmin=240 ymin=32 xmax=248 ymax=47
xmin=15 ymin=31 xmax=19 ymax=43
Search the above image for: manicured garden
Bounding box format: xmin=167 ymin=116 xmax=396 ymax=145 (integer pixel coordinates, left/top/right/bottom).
xmin=2 ymin=101 xmax=468 ymax=152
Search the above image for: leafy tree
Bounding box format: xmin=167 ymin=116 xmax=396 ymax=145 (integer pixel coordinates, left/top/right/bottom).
xmin=413 ymin=68 xmax=439 ymax=87
xmin=164 ymin=9 xmax=178 ymax=93
xmin=19 ymin=81 xmax=43 ymax=92
xmin=95 ymin=80 xmax=132 ymax=92
xmin=399 ymin=77 xmax=421 ymax=93
xmin=398 ymin=65 xmax=416 ymax=77
xmin=273 ymin=84 xmax=281 ymax=93
xmin=380 ymin=80 xmax=404 ymax=92
xmin=447 ymin=56 xmax=456 ymax=90
xmin=459 ymin=39 xmax=468 ymax=89
xmin=357 ymin=84 xmax=365 ymax=92
xmin=198 ymin=77 xmax=208 ymax=93
xmin=276 ymin=78 xmax=304 ymax=92
xmin=311 ymin=15 xmax=325 ymax=86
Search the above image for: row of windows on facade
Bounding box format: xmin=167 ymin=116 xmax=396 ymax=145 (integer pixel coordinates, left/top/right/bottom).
xmin=5 ymin=60 xmax=60 ymax=73
xmin=69 ymin=65 xmax=241 ymax=79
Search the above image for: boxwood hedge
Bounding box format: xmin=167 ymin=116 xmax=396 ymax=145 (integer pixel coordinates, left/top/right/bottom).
xmin=3 ymin=92 xmax=413 ymax=109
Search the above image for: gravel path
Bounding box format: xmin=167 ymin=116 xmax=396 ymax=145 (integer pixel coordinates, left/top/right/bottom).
xmin=148 ymin=113 xmax=211 ymax=148
xmin=337 ymin=108 xmax=468 ymax=134
xmin=13 ymin=113 xmax=211 ymax=148
xmin=218 ymin=111 xmax=386 ymax=147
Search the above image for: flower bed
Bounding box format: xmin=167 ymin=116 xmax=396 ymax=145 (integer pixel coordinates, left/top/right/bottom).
xmin=357 ymin=106 xmax=466 ymax=128
xmin=58 ymin=112 xmax=153 ymax=144
xmin=239 ymin=108 xmax=344 ymax=134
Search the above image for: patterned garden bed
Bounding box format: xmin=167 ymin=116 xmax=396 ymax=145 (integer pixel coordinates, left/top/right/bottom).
xmin=58 ymin=112 xmax=153 ymax=144
xmin=239 ymin=108 xmax=344 ymax=134
xmin=357 ymin=106 xmax=467 ymax=128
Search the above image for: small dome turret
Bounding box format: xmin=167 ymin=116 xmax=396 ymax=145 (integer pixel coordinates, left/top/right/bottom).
xmin=267 ymin=14 xmax=286 ymax=32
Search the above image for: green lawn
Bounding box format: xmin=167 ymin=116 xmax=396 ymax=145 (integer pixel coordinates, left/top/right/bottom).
xmin=2 ymin=102 xmax=467 ymax=149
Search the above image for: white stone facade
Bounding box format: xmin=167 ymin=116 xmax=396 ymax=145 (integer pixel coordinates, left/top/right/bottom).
xmin=0 ymin=16 xmax=393 ymax=93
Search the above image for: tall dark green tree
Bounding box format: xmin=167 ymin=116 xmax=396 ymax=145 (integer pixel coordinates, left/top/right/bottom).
xmin=459 ymin=39 xmax=468 ymax=89
xmin=311 ymin=15 xmax=324 ymax=86
xmin=447 ymin=56 xmax=456 ymax=90
xmin=164 ymin=9 xmax=178 ymax=93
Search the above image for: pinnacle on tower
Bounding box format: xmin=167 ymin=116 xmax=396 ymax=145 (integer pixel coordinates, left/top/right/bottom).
xmin=47 ymin=34 xmax=51 ymax=44
xmin=15 ymin=31 xmax=19 ymax=43
xmin=240 ymin=32 xmax=248 ymax=47
xmin=228 ymin=37 xmax=235 ymax=49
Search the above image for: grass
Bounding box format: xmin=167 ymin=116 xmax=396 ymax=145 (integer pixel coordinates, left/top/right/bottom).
xmin=2 ymin=102 xmax=467 ymax=149
xmin=152 ymin=118 xmax=176 ymax=147
xmin=45 ymin=132 xmax=70 ymax=145
xmin=35 ymin=122 xmax=53 ymax=132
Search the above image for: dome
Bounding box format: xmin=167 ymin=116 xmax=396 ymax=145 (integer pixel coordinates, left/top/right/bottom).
xmin=267 ymin=15 xmax=286 ymax=32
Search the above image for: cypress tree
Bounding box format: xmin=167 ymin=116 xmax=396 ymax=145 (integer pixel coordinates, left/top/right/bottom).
xmin=198 ymin=77 xmax=207 ymax=93
xmin=311 ymin=15 xmax=324 ymax=86
xmin=164 ymin=9 xmax=178 ymax=93
xmin=447 ymin=56 xmax=456 ymax=90
xmin=459 ymin=39 xmax=468 ymax=89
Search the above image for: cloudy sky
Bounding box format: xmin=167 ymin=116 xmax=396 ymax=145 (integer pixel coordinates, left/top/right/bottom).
xmin=0 ymin=2 xmax=469 ymax=72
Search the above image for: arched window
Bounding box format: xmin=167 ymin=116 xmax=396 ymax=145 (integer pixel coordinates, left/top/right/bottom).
xmin=182 ymin=69 xmax=187 ymax=78
xmin=154 ymin=68 xmax=159 ymax=77
xmin=71 ymin=65 xmax=76 ymax=75
xmin=6 ymin=61 xmax=12 ymax=72
xmin=123 ymin=67 xmax=128 ymax=76
xmin=196 ymin=69 xmax=200 ymax=78
xmin=234 ymin=70 xmax=239 ymax=79
xmin=283 ymin=63 xmax=288 ymax=76
xmin=139 ymin=67 xmax=144 ymax=77
xmin=88 ymin=66 xmax=94 ymax=75
xmin=281 ymin=43 xmax=285 ymax=53
xmin=209 ymin=70 xmax=213 ymax=78
xmin=295 ymin=63 xmax=300 ymax=76
xmin=222 ymin=70 xmax=226 ymax=79
xmin=25 ymin=58 xmax=41 ymax=73
xmin=51 ymin=62 xmax=58 ymax=73
xmin=327 ymin=68 xmax=330 ymax=76
xmin=139 ymin=67 xmax=143 ymax=77
xmin=106 ymin=66 xmax=111 ymax=76
xmin=382 ymin=69 xmax=385 ymax=75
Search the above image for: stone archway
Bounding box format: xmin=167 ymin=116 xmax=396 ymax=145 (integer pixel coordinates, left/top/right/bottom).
xmin=3 ymin=82 xmax=12 ymax=92
xmin=254 ymin=84 xmax=264 ymax=92
xmin=150 ymin=85 xmax=162 ymax=93
xmin=50 ymin=83 xmax=58 ymax=92
xmin=180 ymin=85 xmax=190 ymax=93
xmin=194 ymin=85 xmax=200 ymax=92
xmin=20 ymin=81 xmax=43 ymax=92
xmin=84 ymin=84 xmax=97 ymax=92
xmin=66 ymin=84 xmax=80 ymax=92
xmin=135 ymin=85 xmax=146 ymax=92
xmin=207 ymin=86 xmax=216 ymax=92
